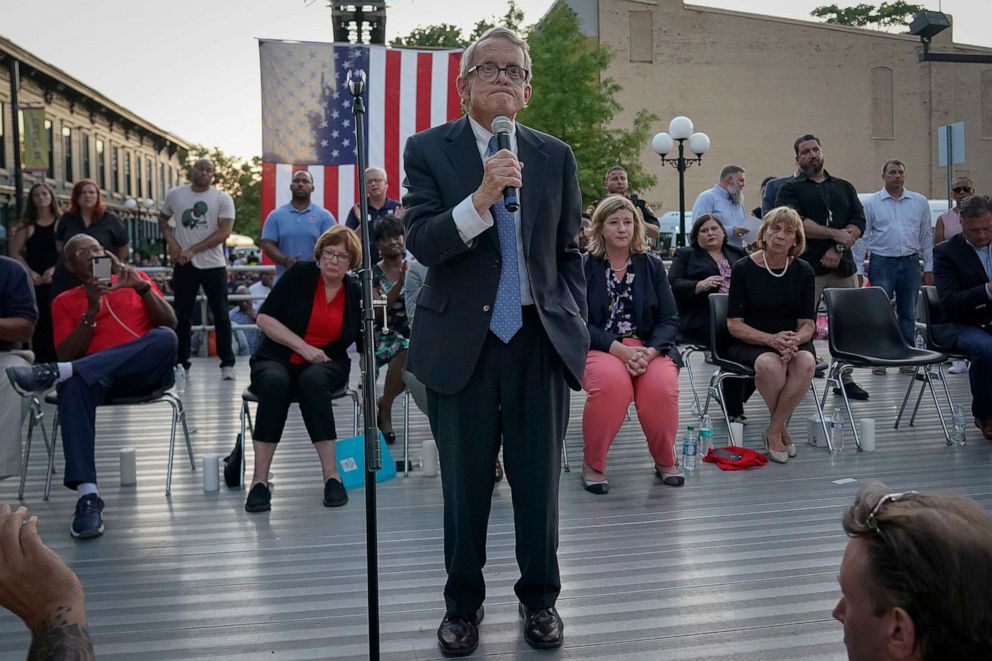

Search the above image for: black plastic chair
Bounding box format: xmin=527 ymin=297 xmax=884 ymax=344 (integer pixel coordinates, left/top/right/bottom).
xmin=702 ymin=294 xmax=830 ymax=448
xmin=896 ymin=286 xmax=970 ymax=429
xmin=21 ymin=386 xmax=194 ymax=500
xmin=238 ymin=384 xmax=362 ymax=488
xmin=821 ymin=287 xmax=950 ymax=447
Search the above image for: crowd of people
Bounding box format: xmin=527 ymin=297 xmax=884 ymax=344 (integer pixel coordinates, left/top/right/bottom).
xmin=2 ymin=23 xmax=992 ymax=660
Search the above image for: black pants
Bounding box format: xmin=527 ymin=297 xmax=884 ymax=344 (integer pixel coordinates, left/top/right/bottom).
xmin=172 ymin=263 xmax=234 ymax=368
xmin=427 ymin=307 xmax=567 ymax=617
xmin=250 ymin=357 xmax=351 ymax=442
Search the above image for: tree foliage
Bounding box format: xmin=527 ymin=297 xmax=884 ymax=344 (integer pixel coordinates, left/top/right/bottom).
xmin=390 ymin=1 xmax=525 ymax=47
xmin=518 ymin=4 xmax=656 ymax=203
xmin=391 ymin=2 xmax=656 ymax=205
xmin=810 ymin=1 xmax=926 ymax=30
xmin=184 ymin=145 xmax=262 ymax=242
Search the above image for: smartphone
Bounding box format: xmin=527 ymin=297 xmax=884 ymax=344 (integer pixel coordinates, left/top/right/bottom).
xmin=92 ymin=255 xmax=112 ymax=283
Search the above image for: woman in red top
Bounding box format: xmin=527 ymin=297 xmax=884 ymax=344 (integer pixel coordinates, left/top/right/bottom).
xmin=246 ymin=226 xmax=363 ymax=513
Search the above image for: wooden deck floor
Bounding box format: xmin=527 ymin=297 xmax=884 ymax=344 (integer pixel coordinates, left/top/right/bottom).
xmin=1 ymin=344 xmax=990 ymax=660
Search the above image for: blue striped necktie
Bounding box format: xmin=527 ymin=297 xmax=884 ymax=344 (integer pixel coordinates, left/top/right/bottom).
xmin=487 ymin=136 xmax=523 ymax=343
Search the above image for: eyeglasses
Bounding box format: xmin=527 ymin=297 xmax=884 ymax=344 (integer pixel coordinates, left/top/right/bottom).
xmin=863 ymin=491 xmax=919 ymax=534
xmin=953 ymin=186 xmax=973 ymax=194
xmin=320 ymin=250 xmax=351 ymax=264
xmin=468 ymin=62 xmax=530 ymax=84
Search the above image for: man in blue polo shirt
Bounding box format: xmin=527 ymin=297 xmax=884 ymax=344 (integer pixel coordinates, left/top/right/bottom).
xmin=259 ymin=170 xmax=336 ymax=278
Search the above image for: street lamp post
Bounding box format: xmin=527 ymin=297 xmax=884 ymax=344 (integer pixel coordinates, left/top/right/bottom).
xmin=651 ymin=116 xmax=710 ymax=248
xmin=123 ymin=196 xmax=155 ymax=261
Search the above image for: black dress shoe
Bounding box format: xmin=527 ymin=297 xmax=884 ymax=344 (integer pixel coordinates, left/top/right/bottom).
xmin=834 ymin=381 xmax=869 ymax=400
xmin=437 ymin=606 xmax=484 ymax=657
xmin=519 ymin=603 xmax=564 ymax=649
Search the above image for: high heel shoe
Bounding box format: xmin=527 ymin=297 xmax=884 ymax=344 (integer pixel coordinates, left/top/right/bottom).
xmin=764 ymin=433 xmax=789 ymax=464
xmin=376 ymin=398 xmax=397 ymax=445
xmin=784 ymin=441 xmax=798 ymax=458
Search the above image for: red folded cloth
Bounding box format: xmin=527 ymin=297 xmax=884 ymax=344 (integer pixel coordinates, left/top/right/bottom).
xmin=702 ymin=445 xmax=768 ymax=470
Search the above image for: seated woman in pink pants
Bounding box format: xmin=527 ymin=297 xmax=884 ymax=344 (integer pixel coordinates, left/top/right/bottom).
xmin=581 ymin=195 xmax=683 ymax=494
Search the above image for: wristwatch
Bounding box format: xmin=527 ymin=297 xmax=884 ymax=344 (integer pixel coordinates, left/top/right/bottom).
xmin=81 ymin=312 xmax=97 ymax=328
xmin=136 ymin=282 xmax=152 ymax=296
xmin=834 ymin=243 xmax=847 ymax=253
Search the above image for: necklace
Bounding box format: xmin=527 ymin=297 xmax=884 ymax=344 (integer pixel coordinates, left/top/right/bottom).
xmin=761 ymin=252 xmax=790 ymax=278
xmin=608 ymin=255 xmax=630 ymax=272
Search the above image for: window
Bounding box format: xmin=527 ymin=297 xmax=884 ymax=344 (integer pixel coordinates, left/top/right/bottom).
xmin=629 ymin=11 xmax=654 ymax=63
xmin=0 ymin=102 xmax=5 ymax=170
xmin=147 ymin=159 xmax=153 ymax=199
xmin=96 ymin=139 xmax=106 ymax=189
xmin=159 ymin=162 xmax=165 ymax=197
xmin=167 ymin=166 xmax=173 ymax=191
xmin=81 ymin=133 xmax=90 ymax=179
xmin=62 ymin=126 xmax=73 ymax=183
xmin=111 ymin=146 xmax=119 ymax=193
xmin=45 ymin=120 xmax=54 ymax=179
xmin=982 ymin=70 xmax=992 ymax=138
xmin=136 ymin=155 xmax=143 ymax=197
xmin=871 ymin=67 xmax=894 ymax=139
xmin=124 ymin=151 xmax=132 ymax=196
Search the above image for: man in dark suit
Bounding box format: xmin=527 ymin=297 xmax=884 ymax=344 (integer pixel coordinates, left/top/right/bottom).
xmin=933 ymin=193 xmax=992 ymax=440
xmin=402 ymin=26 xmax=588 ymax=656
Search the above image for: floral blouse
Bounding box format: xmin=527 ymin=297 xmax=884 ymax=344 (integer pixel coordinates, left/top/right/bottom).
xmin=604 ymin=264 xmax=636 ymax=337
xmin=717 ymin=259 xmax=732 ymax=294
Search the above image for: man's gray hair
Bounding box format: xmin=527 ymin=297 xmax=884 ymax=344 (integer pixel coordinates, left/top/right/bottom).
xmin=459 ymin=26 xmax=532 ymax=79
xmin=719 ymin=164 xmax=745 ymax=181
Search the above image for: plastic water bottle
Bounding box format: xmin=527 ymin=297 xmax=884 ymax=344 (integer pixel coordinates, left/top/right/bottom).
xmin=698 ymin=414 xmax=714 ymax=456
xmin=951 ymin=405 xmax=967 ymax=445
xmin=915 ymin=330 xmax=926 ymax=350
xmin=830 ymin=408 xmax=846 ymax=453
xmin=682 ymin=425 xmax=697 ymax=473
xmin=173 ymin=365 xmax=186 ymax=398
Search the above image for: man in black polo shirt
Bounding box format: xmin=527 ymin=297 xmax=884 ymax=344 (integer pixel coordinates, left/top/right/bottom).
xmin=345 ymin=166 xmax=402 ymax=264
xmin=777 ymin=134 xmax=869 ymax=400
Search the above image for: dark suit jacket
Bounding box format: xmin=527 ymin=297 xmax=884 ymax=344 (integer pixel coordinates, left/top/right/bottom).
xmin=584 ymin=252 xmax=682 ymax=367
xmin=254 ymin=262 xmax=362 ymax=363
xmin=933 ymin=233 xmax=992 ymax=345
xmin=668 ymin=244 xmax=747 ymax=345
xmin=402 ymin=116 xmax=589 ymax=394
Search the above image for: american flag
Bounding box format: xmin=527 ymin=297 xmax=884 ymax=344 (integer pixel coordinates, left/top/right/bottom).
xmin=259 ymin=39 xmax=463 ymax=225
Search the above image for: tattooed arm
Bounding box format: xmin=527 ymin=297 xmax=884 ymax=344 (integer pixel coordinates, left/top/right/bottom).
xmin=0 ymin=505 xmax=93 ymax=660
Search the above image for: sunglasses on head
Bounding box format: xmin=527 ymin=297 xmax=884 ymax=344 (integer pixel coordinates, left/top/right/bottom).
xmin=953 ymin=186 xmax=973 ymax=193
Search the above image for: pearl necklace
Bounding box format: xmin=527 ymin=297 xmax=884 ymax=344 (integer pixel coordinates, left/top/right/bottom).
xmin=608 ymin=256 xmax=631 ymax=273
xmin=761 ymin=252 xmax=791 ymax=278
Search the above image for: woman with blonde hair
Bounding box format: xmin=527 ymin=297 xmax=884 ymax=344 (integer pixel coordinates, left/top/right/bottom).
xmin=580 ymin=194 xmax=682 ymax=494
xmin=725 ymin=207 xmax=816 ymax=463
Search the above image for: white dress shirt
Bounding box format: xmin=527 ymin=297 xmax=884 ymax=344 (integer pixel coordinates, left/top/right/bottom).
xmin=854 ymin=187 xmax=933 ymax=272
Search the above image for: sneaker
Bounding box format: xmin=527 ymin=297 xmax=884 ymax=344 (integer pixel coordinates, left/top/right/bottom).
xmin=872 ymin=367 xmax=887 ymax=375
xmin=221 ymin=366 xmax=235 ymax=380
xmin=834 ymin=381 xmax=869 ymax=400
xmin=6 ymin=363 xmax=59 ymax=395
xmin=948 ymin=360 xmax=969 ymax=374
xmin=70 ymin=494 xmax=105 ymax=539
xmin=245 ymin=482 xmax=271 ymax=512
xmin=322 ymin=477 xmax=349 ymax=507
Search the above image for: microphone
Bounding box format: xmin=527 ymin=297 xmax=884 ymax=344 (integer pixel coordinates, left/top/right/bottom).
xmin=491 ymin=116 xmax=519 ymax=212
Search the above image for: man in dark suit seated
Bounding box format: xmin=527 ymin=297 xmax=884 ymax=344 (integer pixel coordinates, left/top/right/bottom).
xmin=402 ymin=26 xmax=589 ymax=656
xmin=933 ymin=194 xmax=992 ymax=440
xmin=6 ymin=234 xmax=177 ymax=539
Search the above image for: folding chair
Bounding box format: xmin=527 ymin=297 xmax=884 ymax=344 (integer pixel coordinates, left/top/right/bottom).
xmin=238 ymin=385 xmax=361 ymax=487
xmin=821 ymin=287 xmax=949 ymax=447
xmin=702 ymin=294 xmax=830 ymax=448
xmin=22 ymin=387 xmax=193 ymax=499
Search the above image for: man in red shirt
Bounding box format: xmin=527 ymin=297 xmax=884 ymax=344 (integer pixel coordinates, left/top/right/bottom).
xmin=7 ymin=234 xmax=177 ymax=539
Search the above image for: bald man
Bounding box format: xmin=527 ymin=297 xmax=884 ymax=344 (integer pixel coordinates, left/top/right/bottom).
xmin=345 ymin=166 xmax=403 ymax=264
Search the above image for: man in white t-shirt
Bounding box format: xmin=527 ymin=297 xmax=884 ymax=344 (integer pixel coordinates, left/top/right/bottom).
xmin=158 ymin=157 xmax=237 ymax=379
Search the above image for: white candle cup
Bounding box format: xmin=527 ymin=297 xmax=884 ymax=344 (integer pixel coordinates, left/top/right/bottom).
xmin=202 ymin=453 xmax=220 ymax=491
xmin=729 ymin=422 xmax=744 ymax=446
xmin=421 ymin=439 xmax=439 ymax=477
xmin=120 ymin=448 xmax=137 ymax=486
xmin=860 ymin=418 xmax=876 ymax=452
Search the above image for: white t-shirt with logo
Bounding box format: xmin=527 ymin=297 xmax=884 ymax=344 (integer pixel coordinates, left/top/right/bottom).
xmin=162 ymin=185 xmax=236 ymax=269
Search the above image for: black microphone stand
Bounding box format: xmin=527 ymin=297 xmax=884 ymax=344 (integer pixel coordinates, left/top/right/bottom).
xmin=347 ymin=68 xmax=381 ymax=661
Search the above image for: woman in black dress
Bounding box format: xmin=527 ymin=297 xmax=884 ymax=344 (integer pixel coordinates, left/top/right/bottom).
xmin=726 ymin=207 xmax=816 ymax=463
xmin=51 ymin=179 xmax=129 ymax=298
xmin=668 ymin=213 xmax=752 ymax=421
xmin=10 ymin=183 xmax=61 ymax=362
